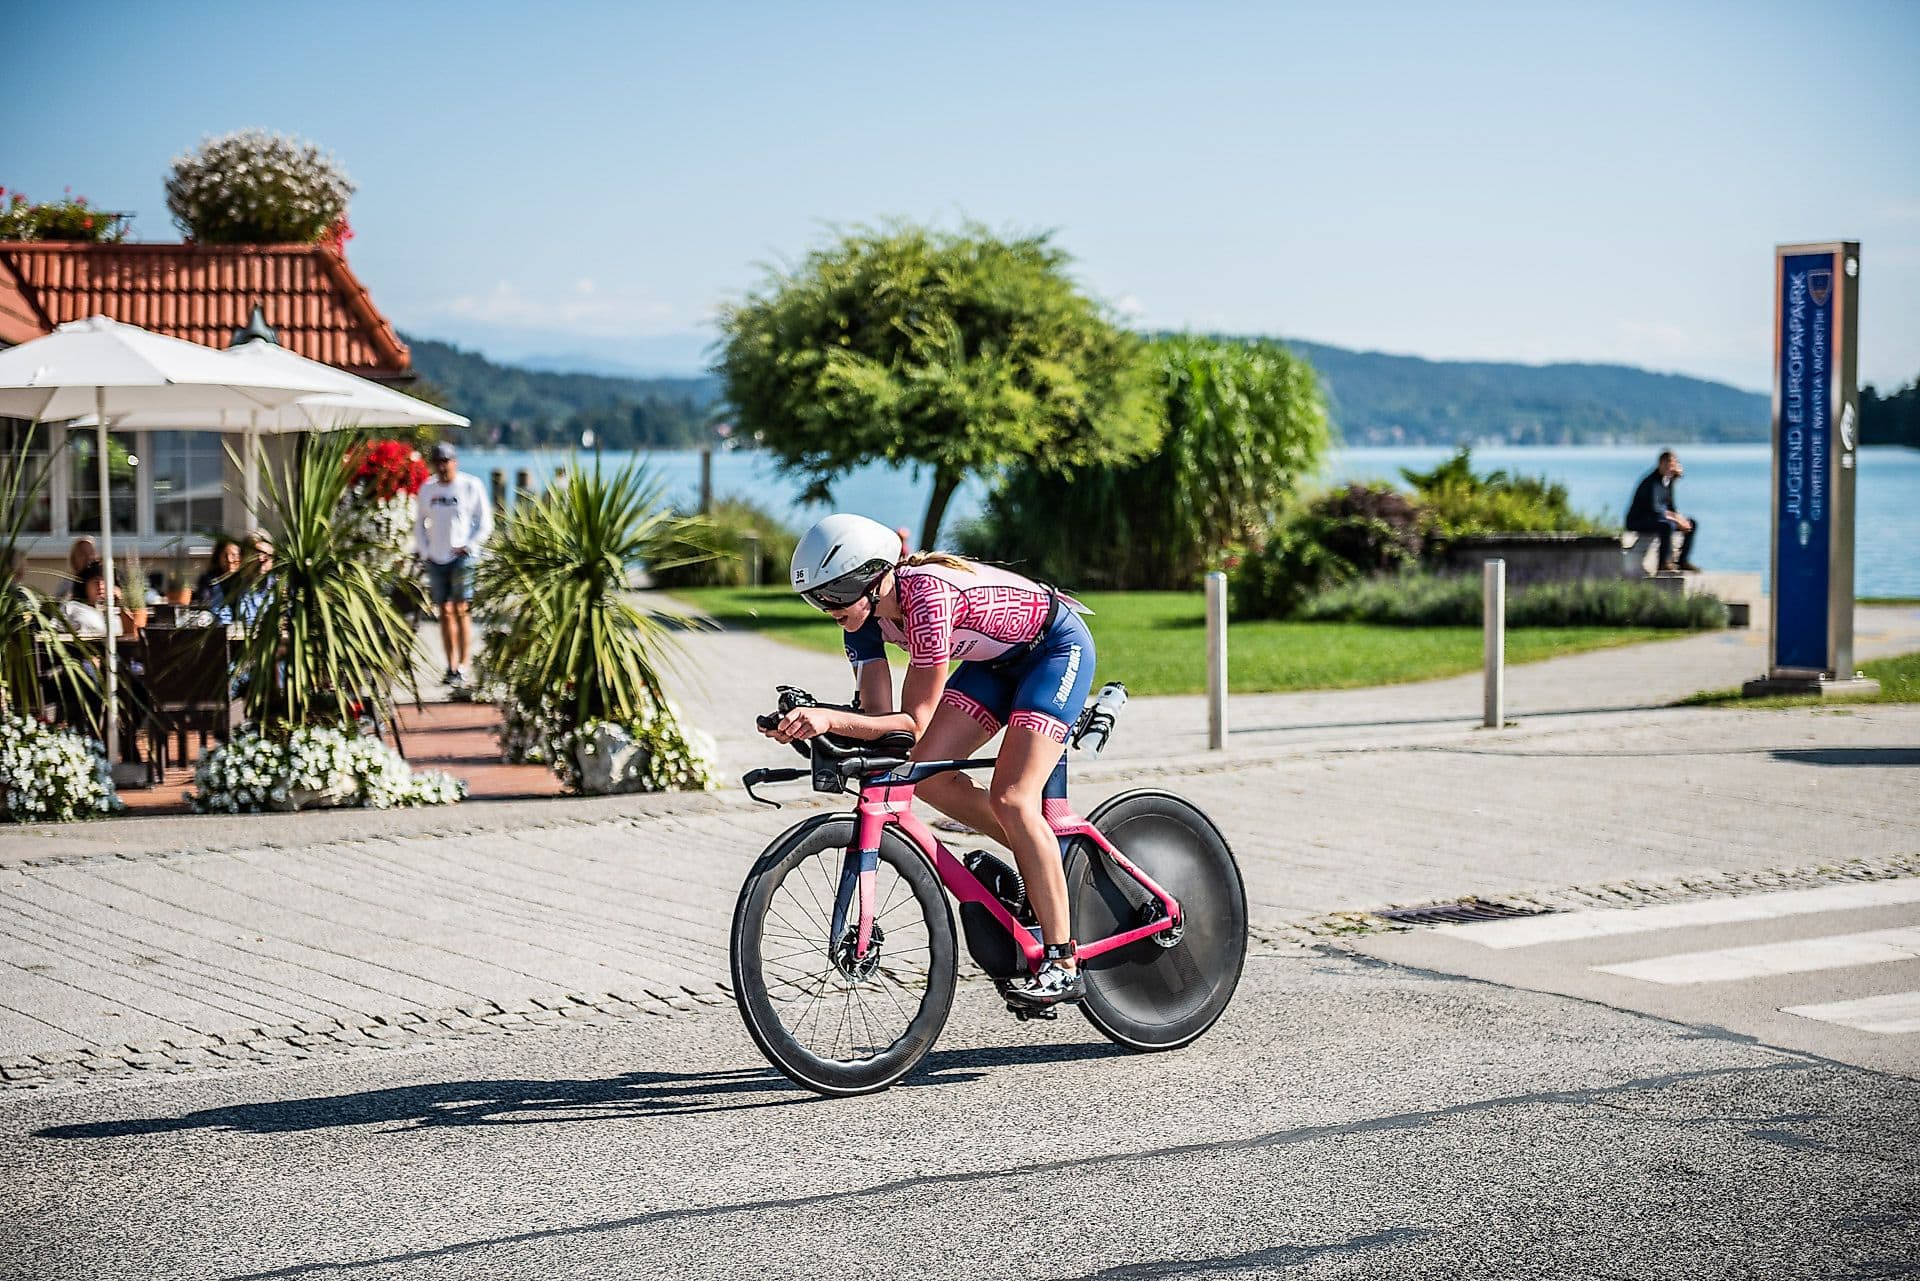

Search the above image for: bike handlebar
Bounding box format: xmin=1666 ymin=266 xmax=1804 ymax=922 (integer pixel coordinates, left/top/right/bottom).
xmin=747 ymin=687 xmax=998 ymax=806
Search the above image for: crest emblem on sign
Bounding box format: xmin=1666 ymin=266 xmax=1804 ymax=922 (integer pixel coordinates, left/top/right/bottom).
xmin=1809 ymin=270 xmax=1832 ymax=306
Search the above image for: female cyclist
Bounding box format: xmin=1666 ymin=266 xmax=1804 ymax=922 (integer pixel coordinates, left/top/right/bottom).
xmin=762 ymin=513 xmax=1096 ymax=1007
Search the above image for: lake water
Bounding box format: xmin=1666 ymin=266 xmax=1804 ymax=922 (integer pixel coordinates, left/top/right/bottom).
xmin=463 ymin=443 xmax=1920 ymax=597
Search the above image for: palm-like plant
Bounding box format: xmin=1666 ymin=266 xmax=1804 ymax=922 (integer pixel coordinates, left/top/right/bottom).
xmin=0 ymin=429 xmax=98 ymax=727
xmin=477 ymin=459 xmax=711 ymax=737
xmin=234 ymin=432 xmax=422 ymax=734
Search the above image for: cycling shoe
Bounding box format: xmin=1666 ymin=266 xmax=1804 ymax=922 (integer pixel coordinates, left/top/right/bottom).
xmin=1004 ymin=958 xmax=1085 ymax=1008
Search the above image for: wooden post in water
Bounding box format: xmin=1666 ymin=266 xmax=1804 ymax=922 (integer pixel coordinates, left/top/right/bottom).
xmin=700 ymin=447 xmax=714 ymax=515
xmin=490 ymin=470 xmax=507 ymax=511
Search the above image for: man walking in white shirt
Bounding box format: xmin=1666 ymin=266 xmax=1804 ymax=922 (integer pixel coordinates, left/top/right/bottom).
xmin=414 ymin=442 xmax=494 ymax=691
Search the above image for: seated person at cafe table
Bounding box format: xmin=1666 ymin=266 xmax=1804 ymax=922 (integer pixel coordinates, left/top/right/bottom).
xmin=192 ymin=536 xmax=245 ymax=619
xmin=62 ymin=561 xmax=141 ymax=638
xmin=235 ymin=534 xmax=275 ymax=628
xmin=60 ymin=537 xmax=98 ymax=599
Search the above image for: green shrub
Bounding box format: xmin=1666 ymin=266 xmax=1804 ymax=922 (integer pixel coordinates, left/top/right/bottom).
xmin=1402 ymin=448 xmax=1607 ymax=540
xmin=964 ymin=335 xmax=1331 ymax=589
xmin=1297 ymin=571 xmax=1728 ymax=629
xmin=1228 ymin=521 xmax=1357 ymax=620
xmin=1295 ymin=571 xmax=1481 ymax=625
xmin=1507 ymin=579 xmax=1728 ymax=629
xmin=647 ymin=497 xmax=797 ymax=589
xmin=1307 ymin=483 xmax=1425 ymax=574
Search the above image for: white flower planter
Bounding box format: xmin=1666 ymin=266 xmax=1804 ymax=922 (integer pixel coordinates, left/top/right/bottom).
xmin=567 ymin=723 xmax=655 ymax=796
xmin=273 ymin=784 xmax=355 ymax=813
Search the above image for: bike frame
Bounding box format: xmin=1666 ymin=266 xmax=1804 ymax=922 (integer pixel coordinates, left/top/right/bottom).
xmin=828 ymin=758 xmax=1184 ymax=973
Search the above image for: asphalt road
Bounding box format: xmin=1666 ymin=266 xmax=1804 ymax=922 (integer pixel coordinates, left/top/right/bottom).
xmin=4 ymin=947 xmax=1914 ymax=1281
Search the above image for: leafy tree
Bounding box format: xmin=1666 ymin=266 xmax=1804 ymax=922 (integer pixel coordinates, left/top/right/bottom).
xmin=717 ymin=222 xmax=1159 ymax=548
xmin=963 ymin=336 xmax=1331 ymax=589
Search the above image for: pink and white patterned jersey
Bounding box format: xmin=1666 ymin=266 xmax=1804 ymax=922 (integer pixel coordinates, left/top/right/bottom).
xmin=871 ymin=562 xmax=1059 ymax=668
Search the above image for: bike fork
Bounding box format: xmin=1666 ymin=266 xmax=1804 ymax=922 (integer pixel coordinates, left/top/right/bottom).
xmin=830 ymin=846 xmax=880 ymax=963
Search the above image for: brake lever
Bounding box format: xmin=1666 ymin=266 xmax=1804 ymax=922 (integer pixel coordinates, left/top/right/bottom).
xmin=742 ymin=766 xmax=806 ymax=808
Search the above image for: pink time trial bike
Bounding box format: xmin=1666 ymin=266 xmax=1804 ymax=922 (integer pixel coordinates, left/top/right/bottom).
xmin=733 ymin=686 xmax=1247 ymax=1096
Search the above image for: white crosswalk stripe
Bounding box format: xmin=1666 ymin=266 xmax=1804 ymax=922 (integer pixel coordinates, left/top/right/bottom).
xmin=1421 ymin=878 xmax=1920 ymax=1039
xmin=1782 ymin=992 xmax=1920 ymax=1035
xmin=1430 ymin=879 xmax=1920 ymax=950
xmin=1592 ymin=927 xmax=1920 ymax=985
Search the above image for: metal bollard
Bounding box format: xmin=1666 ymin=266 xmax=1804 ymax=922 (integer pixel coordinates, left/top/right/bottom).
xmin=1483 ymin=558 xmax=1506 ymax=728
xmin=1205 ymin=570 xmax=1228 ymax=750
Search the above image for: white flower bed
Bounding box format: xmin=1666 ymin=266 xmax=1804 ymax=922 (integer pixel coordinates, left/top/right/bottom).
xmin=191 ymin=726 xmax=466 ymax=814
xmin=551 ymin=699 xmax=717 ymax=795
xmin=0 ymin=715 xmax=122 ymax=822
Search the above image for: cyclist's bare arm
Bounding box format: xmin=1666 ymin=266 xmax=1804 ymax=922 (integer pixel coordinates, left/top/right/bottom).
xmin=858 ymin=659 xmax=894 ymax=718
xmin=769 ymin=662 xmax=942 ymax=743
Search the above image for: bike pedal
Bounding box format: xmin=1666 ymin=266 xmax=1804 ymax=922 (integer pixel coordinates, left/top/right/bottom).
xmin=1004 ymin=1001 xmax=1058 ymax=1022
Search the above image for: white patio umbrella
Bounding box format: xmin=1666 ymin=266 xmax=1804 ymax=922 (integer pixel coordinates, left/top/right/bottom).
xmin=71 ymin=338 xmax=469 ymax=523
xmin=0 ymin=316 xmax=335 ymax=770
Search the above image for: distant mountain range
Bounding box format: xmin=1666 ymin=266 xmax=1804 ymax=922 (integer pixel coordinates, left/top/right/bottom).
xmin=402 ymin=335 xmax=721 ymax=450
xmin=1276 ymin=338 xmax=1769 ymax=445
xmin=403 ymin=329 xmax=1772 ymax=449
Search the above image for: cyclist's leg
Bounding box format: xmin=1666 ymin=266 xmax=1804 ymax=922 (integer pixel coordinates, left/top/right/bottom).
xmin=992 ymin=613 xmax=1096 ymax=954
xmin=911 ymin=664 xmax=1011 ymax=843
xmin=989 ymin=725 xmax=1075 ymax=945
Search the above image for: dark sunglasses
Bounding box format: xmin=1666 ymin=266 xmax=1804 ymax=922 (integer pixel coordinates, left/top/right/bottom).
xmin=801 ymin=564 xmax=887 ymax=611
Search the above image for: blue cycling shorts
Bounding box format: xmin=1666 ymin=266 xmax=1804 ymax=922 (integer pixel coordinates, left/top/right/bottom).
xmin=939 ymin=608 xmax=1096 ymax=744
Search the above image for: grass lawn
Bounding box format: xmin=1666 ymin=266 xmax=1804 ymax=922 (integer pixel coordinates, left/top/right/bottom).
xmin=1680 ymin=650 xmax=1920 ymax=709
xmin=665 ymin=587 xmax=1677 ymax=697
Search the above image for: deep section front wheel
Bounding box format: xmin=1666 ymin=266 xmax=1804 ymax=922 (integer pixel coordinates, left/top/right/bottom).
xmin=1068 ymin=789 xmax=1247 ymax=1051
xmin=731 ymin=815 xmax=958 ymax=1095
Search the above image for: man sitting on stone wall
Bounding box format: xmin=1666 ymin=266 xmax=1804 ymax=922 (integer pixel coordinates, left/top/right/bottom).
xmin=1626 ymin=450 xmax=1700 ymax=573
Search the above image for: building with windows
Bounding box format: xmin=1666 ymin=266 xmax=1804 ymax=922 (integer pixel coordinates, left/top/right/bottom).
xmin=0 ymin=241 xmax=412 ymax=593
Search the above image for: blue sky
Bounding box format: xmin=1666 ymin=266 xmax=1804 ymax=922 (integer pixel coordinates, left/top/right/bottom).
xmin=8 ymin=1 xmax=1917 ymax=390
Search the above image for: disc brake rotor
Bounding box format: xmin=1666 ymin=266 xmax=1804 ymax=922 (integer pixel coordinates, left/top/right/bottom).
xmin=831 ymin=923 xmax=886 ymax=981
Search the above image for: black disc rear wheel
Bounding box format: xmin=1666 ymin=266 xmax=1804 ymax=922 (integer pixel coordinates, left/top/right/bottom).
xmin=1068 ymin=789 xmax=1246 ymax=1051
xmin=732 ymin=816 xmax=957 ymax=1095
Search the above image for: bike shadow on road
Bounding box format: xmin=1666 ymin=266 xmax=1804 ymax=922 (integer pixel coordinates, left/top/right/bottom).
xmin=34 ymin=1039 xmax=1126 ymax=1141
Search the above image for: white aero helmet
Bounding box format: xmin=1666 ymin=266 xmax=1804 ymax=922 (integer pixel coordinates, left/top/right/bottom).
xmin=791 ymin=513 xmax=900 ymax=609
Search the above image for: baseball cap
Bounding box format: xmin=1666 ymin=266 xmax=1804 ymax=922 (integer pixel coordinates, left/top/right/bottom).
xmin=430 ymin=442 xmax=457 ymax=462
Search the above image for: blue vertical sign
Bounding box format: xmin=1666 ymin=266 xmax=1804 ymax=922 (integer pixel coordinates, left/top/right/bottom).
xmin=1772 ymin=251 xmax=1836 ymax=671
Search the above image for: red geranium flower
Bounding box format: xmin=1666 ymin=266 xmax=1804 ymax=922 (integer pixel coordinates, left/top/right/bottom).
xmin=350 ymin=439 xmax=431 ymax=499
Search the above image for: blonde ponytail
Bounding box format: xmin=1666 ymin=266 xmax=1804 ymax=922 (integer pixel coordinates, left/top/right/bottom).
xmin=901 ymin=550 xmax=975 ymax=573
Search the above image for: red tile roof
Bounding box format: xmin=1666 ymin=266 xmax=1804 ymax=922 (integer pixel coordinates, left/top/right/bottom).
xmin=0 ymin=242 xmax=411 ymax=377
